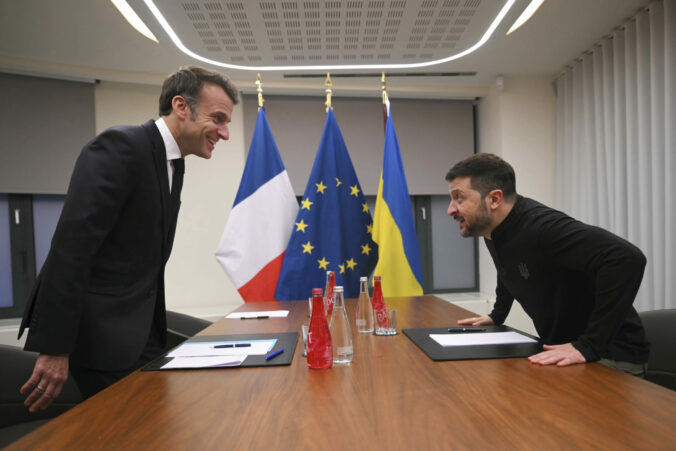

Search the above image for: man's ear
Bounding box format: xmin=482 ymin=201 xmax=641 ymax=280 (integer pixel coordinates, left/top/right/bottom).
xmin=172 ymin=95 xmax=190 ymax=120
xmin=486 ymin=189 xmax=504 ymax=211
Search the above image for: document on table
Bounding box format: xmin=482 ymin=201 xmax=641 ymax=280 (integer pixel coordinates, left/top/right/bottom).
xmin=161 ymin=355 xmax=245 ymax=369
xmin=226 ymin=310 xmax=289 ymax=319
xmin=167 ymin=339 xmax=277 ymax=357
xmin=430 ymin=331 xmax=537 ymax=347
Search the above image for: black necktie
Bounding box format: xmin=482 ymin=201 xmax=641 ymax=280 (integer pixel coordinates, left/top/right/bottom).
xmin=170 ymin=158 xmax=185 ymax=210
xmin=166 ymin=158 xmax=185 ymax=257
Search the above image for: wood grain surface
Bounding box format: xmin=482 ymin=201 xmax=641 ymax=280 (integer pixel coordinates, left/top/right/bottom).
xmin=8 ymin=296 xmax=676 ymax=450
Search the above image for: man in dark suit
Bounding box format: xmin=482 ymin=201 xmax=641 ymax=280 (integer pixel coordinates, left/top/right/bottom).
xmin=18 ymin=66 xmax=239 ymax=410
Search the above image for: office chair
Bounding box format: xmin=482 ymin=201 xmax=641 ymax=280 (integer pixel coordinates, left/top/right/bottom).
xmin=165 ymin=310 xmax=213 ymax=351
xmin=0 ymin=344 xmax=83 ymax=448
xmin=639 ymin=309 xmax=676 ymax=391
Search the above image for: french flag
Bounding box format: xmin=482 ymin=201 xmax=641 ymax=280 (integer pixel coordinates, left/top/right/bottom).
xmin=216 ymin=107 xmax=298 ymax=302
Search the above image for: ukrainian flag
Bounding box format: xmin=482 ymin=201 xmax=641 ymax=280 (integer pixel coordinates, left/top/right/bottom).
xmin=373 ymin=113 xmax=423 ymax=297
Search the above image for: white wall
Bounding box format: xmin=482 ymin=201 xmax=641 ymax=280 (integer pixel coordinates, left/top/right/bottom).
xmin=475 ymin=74 xmax=557 ymax=333
xmin=95 ymin=81 xmax=247 ymax=319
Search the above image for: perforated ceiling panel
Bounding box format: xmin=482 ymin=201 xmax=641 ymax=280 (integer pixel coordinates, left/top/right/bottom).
xmin=152 ymin=0 xmax=502 ymax=67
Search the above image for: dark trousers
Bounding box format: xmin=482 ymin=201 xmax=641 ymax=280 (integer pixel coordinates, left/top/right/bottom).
xmin=69 ymin=327 xmax=164 ymax=399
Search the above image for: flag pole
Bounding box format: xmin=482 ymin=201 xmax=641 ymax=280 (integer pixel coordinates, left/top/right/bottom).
xmin=256 ymin=73 xmax=264 ymax=112
xmin=325 ymin=72 xmax=333 ymax=112
xmin=381 ymin=72 xmax=389 ymax=133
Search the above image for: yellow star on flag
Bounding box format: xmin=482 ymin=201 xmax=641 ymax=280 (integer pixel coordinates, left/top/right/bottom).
xmin=345 ymin=258 xmax=357 ymax=270
xmin=315 ymin=180 xmax=327 ymax=194
xmin=361 ymin=243 xmax=371 ymax=255
xmin=339 ymin=263 xmax=346 ymax=274
xmin=366 ymin=223 xmax=373 ymax=234
xmin=350 ymin=185 xmax=360 ymax=197
xmin=295 ymin=219 xmax=308 ymax=232
xmin=301 ymin=198 xmax=313 ymax=210
xmin=336 ymin=177 xmax=342 ymax=187
xmin=362 ymin=203 xmax=369 ymax=213
xmin=318 ymin=257 xmax=329 ymax=270
xmin=302 ymin=241 xmax=314 ymax=254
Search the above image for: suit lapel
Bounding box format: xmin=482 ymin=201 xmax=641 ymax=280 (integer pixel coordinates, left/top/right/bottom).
xmin=143 ymin=120 xmax=170 ymax=257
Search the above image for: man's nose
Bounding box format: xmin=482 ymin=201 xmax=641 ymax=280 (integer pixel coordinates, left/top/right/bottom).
xmin=448 ymin=201 xmax=457 ymax=216
xmin=218 ymin=125 xmax=229 ymax=141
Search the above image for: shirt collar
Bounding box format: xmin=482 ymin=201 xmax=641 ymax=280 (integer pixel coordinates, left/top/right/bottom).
xmin=155 ymin=117 xmax=182 ymax=161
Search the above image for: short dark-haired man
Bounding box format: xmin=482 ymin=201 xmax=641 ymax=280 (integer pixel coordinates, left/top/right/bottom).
xmin=19 ymin=66 xmax=239 ymax=410
xmin=446 ymin=153 xmax=649 ymax=375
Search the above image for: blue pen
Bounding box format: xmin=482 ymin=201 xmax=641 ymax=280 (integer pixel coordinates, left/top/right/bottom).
xmin=266 ymin=348 xmax=284 ymax=360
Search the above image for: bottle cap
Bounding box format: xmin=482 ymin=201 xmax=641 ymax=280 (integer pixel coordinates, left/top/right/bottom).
xmin=360 ymin=277 xmax=368 ymax=281
xmin=312 ymin=288 xmax=323 ymax=296
xmin=334 ymin=286 xmax=344 ymax=293
xmin=374 ymin=276 xmax=381 ymax=281
xmin=327 ymin=270 xmax=335 ymax=275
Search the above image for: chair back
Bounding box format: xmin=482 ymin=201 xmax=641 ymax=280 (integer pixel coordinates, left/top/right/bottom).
xmin=639 ymin=309 xmax=676 ymax=391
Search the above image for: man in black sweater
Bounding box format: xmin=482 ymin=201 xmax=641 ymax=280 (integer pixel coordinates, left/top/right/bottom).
xmin=446 ymin=153 xmax=649 ymax=375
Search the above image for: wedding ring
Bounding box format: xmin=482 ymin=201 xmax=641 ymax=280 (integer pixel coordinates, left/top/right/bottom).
xmin=36 ymin=385 xmax=45 ymax=392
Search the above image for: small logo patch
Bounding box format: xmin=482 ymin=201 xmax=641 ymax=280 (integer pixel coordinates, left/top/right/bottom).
xmin=518 ymin=263 xmax=530 ymax=279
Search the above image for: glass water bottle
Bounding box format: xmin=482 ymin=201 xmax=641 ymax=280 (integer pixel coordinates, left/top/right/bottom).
xmin=330 ymin=286 xmax=353 ymax=364
xmin=324 ymin=270 xmax=336 ymax=325
xmin=355 ymin=276 xmax=374 ymax=333
xmin=308 ymin=288 xmax=333 ymax=369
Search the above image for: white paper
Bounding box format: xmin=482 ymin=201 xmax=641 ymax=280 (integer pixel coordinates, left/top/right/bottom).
xmin=226 ymin=310 xmax=289 ymax=319
xmin=430 ymin=331 xmax=537 ymax=347
xmin=161 ymin=355 xmax=246 ymax=369
xmin=167 ymin=339 xmax=277 ymax=358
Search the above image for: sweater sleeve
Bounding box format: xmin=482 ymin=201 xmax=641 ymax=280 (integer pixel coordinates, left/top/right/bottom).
xmin=537 ymin=216 xmax=646 ymax=362
xmin=489 ymin=278 xmax=514 ymax=325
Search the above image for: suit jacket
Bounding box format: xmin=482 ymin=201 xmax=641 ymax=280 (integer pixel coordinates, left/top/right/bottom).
xmin=19 ymin=120 xmax=180 ymax=371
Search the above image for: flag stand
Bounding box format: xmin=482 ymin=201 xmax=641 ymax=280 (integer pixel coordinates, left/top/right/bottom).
xmin=325 ymin=72 xmax=333 ymax=112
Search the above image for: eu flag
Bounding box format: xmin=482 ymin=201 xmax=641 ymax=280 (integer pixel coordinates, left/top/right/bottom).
xmin=275 ymin=108 xmax=377 ymax=300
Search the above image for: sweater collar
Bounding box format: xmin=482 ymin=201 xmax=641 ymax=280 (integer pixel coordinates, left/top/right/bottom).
xmin=489 ymin=195 xmax=524 ymax=243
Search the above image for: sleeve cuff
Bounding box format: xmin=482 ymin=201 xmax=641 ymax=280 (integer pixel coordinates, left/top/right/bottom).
xmin=572 ymin=339 xmax=599 ymax=362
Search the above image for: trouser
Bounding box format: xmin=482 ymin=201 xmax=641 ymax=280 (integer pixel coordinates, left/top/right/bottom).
xmin=598 ymin=358 xmax=648 ymax=378
xmin=69 ymin=327 xmax=164 ymax=399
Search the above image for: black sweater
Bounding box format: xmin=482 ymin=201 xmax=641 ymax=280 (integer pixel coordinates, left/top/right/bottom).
xmin=486 ymin=196 xmax=649 ymax=363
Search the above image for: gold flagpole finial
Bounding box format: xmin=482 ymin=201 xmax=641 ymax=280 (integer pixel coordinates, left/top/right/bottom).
xmin=381 ymin=72 xmax=389 ymax=106
xmin=256 ymin=73 xmax=264 ymax=111
xmin=325 ymin=72 xmax=333 ymax=112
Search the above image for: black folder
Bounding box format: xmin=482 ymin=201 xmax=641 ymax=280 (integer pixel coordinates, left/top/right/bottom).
xmin=143 ymin=332 xmax=298 ymax=371
xmin=403 ymin=325 xmax=541 ymax=361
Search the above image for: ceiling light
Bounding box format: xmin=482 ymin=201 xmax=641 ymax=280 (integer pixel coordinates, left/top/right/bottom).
xmin=111 ymin=0 xmax=158 ymax=43
xmin=506 ymin=0 xmax=544 ymax=35
xmin=142 ymin=0 xmax=515 ymax=72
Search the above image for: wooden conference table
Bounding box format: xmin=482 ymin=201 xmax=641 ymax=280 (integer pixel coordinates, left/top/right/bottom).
xmin=10 ymin=296 xmax=676 ymax=450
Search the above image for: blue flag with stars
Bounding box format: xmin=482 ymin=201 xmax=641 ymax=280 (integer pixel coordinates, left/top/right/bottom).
xmin=275 ymin=108 xmax=378 ymax=300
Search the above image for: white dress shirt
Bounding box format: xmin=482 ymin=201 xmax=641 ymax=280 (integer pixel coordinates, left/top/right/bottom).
xmin=155 ymin=117 xmax=182 ymax=193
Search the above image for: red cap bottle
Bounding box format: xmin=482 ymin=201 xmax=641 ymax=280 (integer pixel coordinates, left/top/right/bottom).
xmin=308 ymin=288 xmax=333 ymax=369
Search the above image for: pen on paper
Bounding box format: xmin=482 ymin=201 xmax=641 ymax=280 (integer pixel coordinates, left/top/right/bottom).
xmin=240 ymin=315 xmax=270 ymax=320
xmin=266 ymin=349 xmax=284 ymax=360
xmin=448 ymin=327 xmax=486 ymax=333
xmin=213 ymin=343 xmax=252 ymax=349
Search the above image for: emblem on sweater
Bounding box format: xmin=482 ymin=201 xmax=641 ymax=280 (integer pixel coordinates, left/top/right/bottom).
xmin=518 ymin=263 xmax=530 ymax=279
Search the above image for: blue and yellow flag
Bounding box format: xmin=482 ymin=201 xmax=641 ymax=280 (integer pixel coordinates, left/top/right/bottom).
xmin=373 ymin=113 xmax=423 ymax=296
xmin=275 ymin=108 xmax=378 ymax=300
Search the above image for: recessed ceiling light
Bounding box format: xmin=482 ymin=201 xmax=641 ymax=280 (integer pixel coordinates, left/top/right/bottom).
xmin=142 ymin=0 xmax=516 ymax=72
xmin=506 ymin=0 xmax=544 ymax=35
xmin=111 ymin=0 xmax=158 ymax=43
